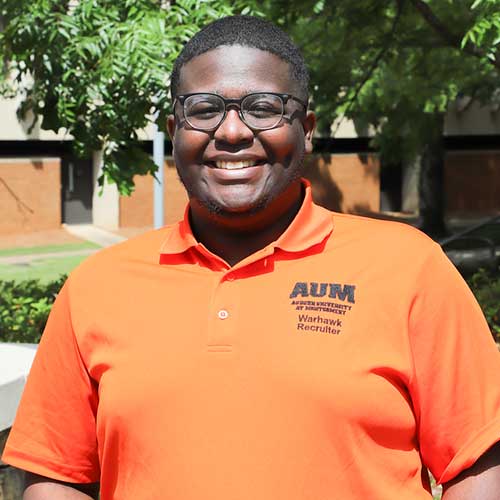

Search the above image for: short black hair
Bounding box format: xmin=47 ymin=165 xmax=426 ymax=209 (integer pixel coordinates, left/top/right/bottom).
xmin=170 ymin=15 xmax=309 ymax=102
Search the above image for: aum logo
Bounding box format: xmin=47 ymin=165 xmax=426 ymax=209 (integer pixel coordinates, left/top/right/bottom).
xmin=289 ymin=282 xmax=356 ymax=303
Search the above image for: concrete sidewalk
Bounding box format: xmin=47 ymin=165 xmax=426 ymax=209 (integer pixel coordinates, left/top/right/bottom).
xmin=63 ymin=224 xmax=126 ymax=247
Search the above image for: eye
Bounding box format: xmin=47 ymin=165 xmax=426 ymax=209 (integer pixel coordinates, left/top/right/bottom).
xmin=187 ymin=103 xmax=220 ymax=118
xmin=247 ymin=101 xmax=281 ymax=117
xmin=251 ymin=104 xmax=279 ymax=114
xmin=185 ymin=97 xmax=223 ymax=120
xmin=244 ymin=95 xmax=283 ymax=118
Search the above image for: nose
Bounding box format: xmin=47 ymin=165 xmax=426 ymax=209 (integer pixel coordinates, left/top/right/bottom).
xmin=213 ymin=108 xmax=254 ymax=144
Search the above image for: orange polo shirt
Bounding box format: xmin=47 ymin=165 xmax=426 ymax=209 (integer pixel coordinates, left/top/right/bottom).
xmin=4 ymin=181 xmax=500 ymax=499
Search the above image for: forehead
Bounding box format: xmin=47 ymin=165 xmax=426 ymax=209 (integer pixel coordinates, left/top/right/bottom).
xmin=177 ymin=45 xmax=295 ymax=96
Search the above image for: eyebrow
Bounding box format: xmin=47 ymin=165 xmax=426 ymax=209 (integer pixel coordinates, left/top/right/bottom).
xmin=211 ymin=89 xmax=278 ymax=96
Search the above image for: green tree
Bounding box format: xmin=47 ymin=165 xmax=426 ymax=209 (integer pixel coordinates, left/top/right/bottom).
xmin=0 ymin=0 xmax=249 ymax=194
xmin=260 ymin=0 xmax=500 ymax=237
xmin=463 ymin=0 xmax=500 ymax=66
xmin=1 ymin=1 xmax=498 ymax=234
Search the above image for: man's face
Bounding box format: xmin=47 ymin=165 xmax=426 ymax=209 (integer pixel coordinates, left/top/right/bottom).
xmin=168 ymin=45 xmax=315 ymax=225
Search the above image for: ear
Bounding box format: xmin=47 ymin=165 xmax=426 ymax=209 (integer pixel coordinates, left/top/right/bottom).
xmin=303 ymin=111 xmax=316 ymax=154
xmin=167 ymin=114 xmax=176 ymax=140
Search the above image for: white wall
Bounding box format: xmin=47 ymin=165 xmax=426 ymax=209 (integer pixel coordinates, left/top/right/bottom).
xmin=445 ymin=100 xmax=500 ymax=136
xmin=91 ymin=150 xmax=120 ymax=230
xmin=0 ymin=94 xmax=71 ymax=140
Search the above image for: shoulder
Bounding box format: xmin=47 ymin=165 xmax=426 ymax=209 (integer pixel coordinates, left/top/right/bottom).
xmin=316 ymin=211 xmax=456 ymax=293
xmin=329 ymin=211 xmax=439 ymax=258
xmin=68 ymin=224 xmax=178 ymax=285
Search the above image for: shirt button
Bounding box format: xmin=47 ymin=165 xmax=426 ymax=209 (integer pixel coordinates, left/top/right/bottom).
xmin=217 ymin=309 xmax=229 ymax=320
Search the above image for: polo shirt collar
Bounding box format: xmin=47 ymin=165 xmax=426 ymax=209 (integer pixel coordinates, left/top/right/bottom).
xmin=159 ymin=178 xmax=333 ymax=257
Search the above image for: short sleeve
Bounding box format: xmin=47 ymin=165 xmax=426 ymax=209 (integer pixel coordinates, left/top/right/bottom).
xmin=1 ymin=279 xmax=100 ymax=483
xmin=408 ymin=243 xmax=500 ymax=484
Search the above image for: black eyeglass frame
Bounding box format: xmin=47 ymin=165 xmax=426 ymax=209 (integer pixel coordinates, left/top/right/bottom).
xmin=174 ymin=92 xmax=308 ymax=131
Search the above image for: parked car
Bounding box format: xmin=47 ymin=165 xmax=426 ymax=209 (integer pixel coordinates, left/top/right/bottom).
xmin=440 ymin=215 xmax=500 ymax=277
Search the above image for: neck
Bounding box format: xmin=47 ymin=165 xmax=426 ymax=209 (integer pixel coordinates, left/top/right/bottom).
xmin=189 ymin=185 xmax=304 ymax=267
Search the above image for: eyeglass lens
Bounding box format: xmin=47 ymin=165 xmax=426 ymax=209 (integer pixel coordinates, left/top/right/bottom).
xmin=183 ymin=93 xmax=285 ymax=130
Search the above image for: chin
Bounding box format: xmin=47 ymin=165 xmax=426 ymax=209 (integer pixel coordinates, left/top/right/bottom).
xmin=201 ymin=195 xmax=271 ymax=218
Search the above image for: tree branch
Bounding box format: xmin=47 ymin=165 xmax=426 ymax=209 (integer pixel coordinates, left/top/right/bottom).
xmin=408 ymin=0 xmax=500 ymax=69
xmin=332 ymin=0 xmax=404 ymax=134
xmin=408 ymin=0 xmax=462 ymax=46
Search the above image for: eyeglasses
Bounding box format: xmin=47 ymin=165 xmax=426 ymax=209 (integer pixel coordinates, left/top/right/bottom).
xmin=174 ymin=92 xmax=308 ymax=131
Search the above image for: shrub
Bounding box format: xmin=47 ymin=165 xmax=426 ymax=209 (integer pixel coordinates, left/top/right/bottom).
xmin=468 ymin=267 xmax=500 ymax=343
xmin=0 ymin=276 xmax=66 ymax=343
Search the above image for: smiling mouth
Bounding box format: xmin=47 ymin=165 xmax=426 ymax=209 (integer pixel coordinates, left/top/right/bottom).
xmin=210 ymin=160 xmax=266 ymax=170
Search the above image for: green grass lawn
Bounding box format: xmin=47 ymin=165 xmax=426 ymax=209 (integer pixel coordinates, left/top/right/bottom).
xmin=0 ymin=254 xmax=90 ymax=282
xmin=0 ymin=241 xmax=100 ymax=257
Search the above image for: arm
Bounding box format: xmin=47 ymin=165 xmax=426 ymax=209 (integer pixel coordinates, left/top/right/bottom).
xmin=23 ymin=472 xmax=99 ymax=500
xmin=442 ymin=442 xmax=500 ymax=500
xmin=2 ymin=283 xmax=101 ymax=496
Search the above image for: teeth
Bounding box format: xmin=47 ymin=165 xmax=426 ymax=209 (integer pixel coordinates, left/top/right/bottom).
xmin=214 ymin=160 xmax=257 ymax=169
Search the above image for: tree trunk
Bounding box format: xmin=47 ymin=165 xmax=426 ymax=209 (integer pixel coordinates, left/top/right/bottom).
xmin=418 ymin=114 xmax=447 ymax=238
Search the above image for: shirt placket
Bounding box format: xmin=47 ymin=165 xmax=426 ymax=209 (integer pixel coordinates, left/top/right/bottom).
xmin=206 ymin=272 xmax=241 ymax=352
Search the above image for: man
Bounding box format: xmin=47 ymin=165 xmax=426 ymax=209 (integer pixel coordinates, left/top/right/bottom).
xmin=3 ymin=15 xmax=500 ymax=500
